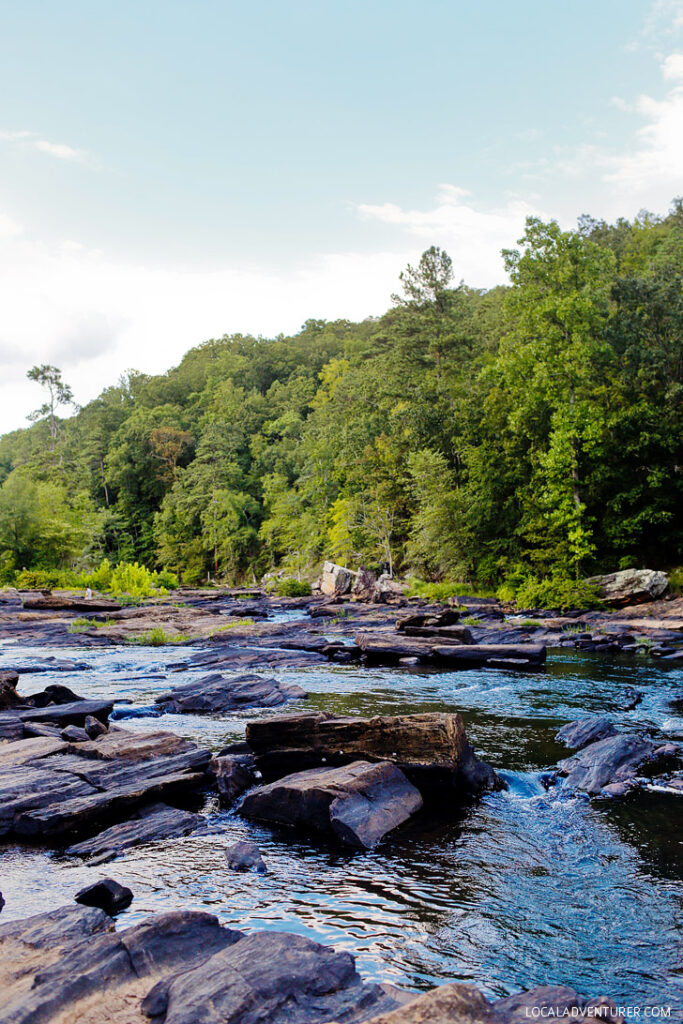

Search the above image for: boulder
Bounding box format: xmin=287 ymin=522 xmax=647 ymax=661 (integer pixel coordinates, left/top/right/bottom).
xmin=25 ymin=683 xmax=87 ymax=707
xmin=245 ymin=710 xmax=498 ymax=797
xmin=241 ymin=760 xmax=423 ymax=848
xmin=555 ymin=717 xmax=618 ymax=750
xmin=84 ymin=714 xmax=108 ymax=739
xmin=351 ymin=567 xmax=377 ymax=601
xmin=352 ymin=981 xmax=495 ymax=1023
xmin=396 ymin=610 xmax=461 ymax=629
xmin=356 ymin=633 xmax=546 ymax=671
xmin=18 ymin=699 xmax=113 ymax=728
xmin=75 ymin=878 xmax=133 ymax=915
xmin=155 ymin=673 xmax=307 ymax=714
xmin=373 ymin=573 xmax=406 ymax=603
xmin=558 ymin=733 xmax=658 ymax=794
xmin=0 ymin=891 xmax=4 ymax=914
xmin=0 ymin=671 xmax=21 ymax=710
xmin=225 ymin=840 xmax=266 ymax=872
xmin=586 ymin=568 xmax=668 ymax=606
xmin=66 ymin=802 xmax=204 ymax=861
xmin=321 ymin=560 xmax=356 ymax=597
xmin=209 ymin=753 xmax=256 ymax=804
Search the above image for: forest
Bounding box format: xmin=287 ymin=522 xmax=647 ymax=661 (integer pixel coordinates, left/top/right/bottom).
xmin=0 ymin=206 xmax=681 ymax=604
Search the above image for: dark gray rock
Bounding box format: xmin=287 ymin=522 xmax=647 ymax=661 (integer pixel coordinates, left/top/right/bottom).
xmin=0 ymin=890 xmax=4 ymax=914
xmin=555 ymin=717 xmax=618 ymax=750
xmin=225 ymin=840 xmax=266 ymax=873
xmin=75 ymin=878 xmax=133 ymax=915
xmin=0 ymin=670 xmax=21 ymax=709
xmin=141 ymin=929 xmax=406 ymax=1024
xmin=62 ymin=724 xmax=90 ymax=742
xmin=494 ymin=985 xmax=586 ymax=1023
xmin=85 ymin=714 xmax=108 ymax=739
xmin=209 ymin=754 xmax=256 ymax=805
xmin=22 ymin=722 xmax=63 ymax=739
xmin=155 ymin=673 xmax=307 ymax=714
xmin=241 ymin=760 xmax=423 ymax=849
xmin=26 ymin=682 xmax=87 ymax=706
xmin=66 ymin=802 xmax=205 ymax=861
xmin=18 ymin=698 xmax=113 ymax=728
xmin=558 ymin=734 xmax=657 ymax=794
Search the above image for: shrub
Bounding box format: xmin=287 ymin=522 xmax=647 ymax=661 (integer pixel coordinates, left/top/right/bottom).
xmin=14 ymin=568 xmax=79 ymax=590
xmin=275 ymin=578 xmax=312 ymax=597
xmin=513 ymin=575 xmax=603 ymax=612
xmin=404 ymin=578 xmax=494 ymax=602
xmin=668 ymin=567 xmax=682 ymax=596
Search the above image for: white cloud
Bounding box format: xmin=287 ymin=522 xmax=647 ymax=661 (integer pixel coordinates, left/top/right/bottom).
xmin=604 ymin=52 xmax=683 ymax=197
xmin=357 ymin=185 xmax=539 ymax=284
xmin=0 ymin=130 xmax=90 ymax=163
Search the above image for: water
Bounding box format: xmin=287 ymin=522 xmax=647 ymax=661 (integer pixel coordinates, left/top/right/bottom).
xmin=1 ymin=639 xmax=681 ymax=1008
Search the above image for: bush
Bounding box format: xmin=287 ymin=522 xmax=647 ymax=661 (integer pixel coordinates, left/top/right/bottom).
xmin=668 ymin=567 xmax=683 ymax=596
xmin=14 ymin=568 xmax=79 ymax=590
xmin=513 ymin=575 xmax=603 ymax=612
xmin=275 ymin=578 xmax=312 ymax=597
xmin=404 ymin=578 xmax=494 ymax=602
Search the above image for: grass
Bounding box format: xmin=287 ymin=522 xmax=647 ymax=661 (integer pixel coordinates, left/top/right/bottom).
xmin=208 ymin=618 xmax=255 ymax=635
xmin=405 ymin=579 xmax=497 ymax=603
xmin=129 ymin=626 xmax=194 ymax=646
xmin=516 ymin=618 xmax=542 ymax=628
xmin=461 ymin=615 xmax=482 ymax=626
xmin=68 ymin=617 xmax=117 ymax=633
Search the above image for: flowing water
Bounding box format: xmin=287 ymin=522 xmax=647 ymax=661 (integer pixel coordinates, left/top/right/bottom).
xmin=1 ymin=636 xmax=682 ymax=1009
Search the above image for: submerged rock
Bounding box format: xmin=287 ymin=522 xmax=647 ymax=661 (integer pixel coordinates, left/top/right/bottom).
xmin=75 ymin=878 xmax=133 ymax=915
xmin=225 ymin=840 xmax=266 ymax=873
xmin=558 ymin=733 xmax=658 ymax=795
xmin=155 ymin=672 xmax=307 ymax=714
xmin=245 ymin=710 xmax=499 ymax=798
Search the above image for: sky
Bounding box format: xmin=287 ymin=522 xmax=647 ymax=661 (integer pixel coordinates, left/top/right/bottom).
xmin=1 ymin=0 xmax=683 ymax=434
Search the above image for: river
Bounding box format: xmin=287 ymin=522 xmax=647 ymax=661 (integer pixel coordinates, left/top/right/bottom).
xmin=1 ymin=636 xmax=681 ymax=1008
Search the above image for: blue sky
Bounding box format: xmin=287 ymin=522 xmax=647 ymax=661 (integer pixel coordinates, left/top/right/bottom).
xmin=1 ymin=0 xmax=682 ymax=431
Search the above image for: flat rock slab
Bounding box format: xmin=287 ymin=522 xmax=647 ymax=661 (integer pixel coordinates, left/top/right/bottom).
xmin=0 ymin=905 xmax=407 ymax=1024
xmin=66 ymin=801 xmax=205 ymax=861
xmin=17 ymin=699 xmax=114 ymax=727
xmin=20 ymin=593 xmax=122 ymax=611
xmin=355 ymin=633 xmax=546 ymax=670
xmin=558 ymin=734 xmax=658 ymax=794
xmin=241 ymin=760 xmax=423 ymax=848
xmin=0 ymin=728 xmax=210 ymax=843
xmin=155 ymin=672 xmax=307 ymax=714
xmin=245 ymin=710 xmax=498 ymax=797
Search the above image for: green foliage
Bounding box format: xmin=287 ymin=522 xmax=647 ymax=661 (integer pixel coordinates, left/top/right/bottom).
xmin=275 ymin=578 xmax=312 ymax=597
xmin=404 ymin=578 xmax=489 ymax=602
xmin=14 ymin=568 xmax=79 ymax=590
xmin=513 ymin=575 xmax=603 ymax=611
xmin=1 ymin=205 xmax=681 ymax=596
xmin=668 ymin=567 xmax=683 ymax=596
xmin=130 ymin=626 xmax=191 ymax=646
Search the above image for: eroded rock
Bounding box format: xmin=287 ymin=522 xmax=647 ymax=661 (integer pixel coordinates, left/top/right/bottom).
xmin=155 ymin=672 xmax=307 ymax=714
xmin=66 ymin=802 xmax=204 ymax=861
xmin=555 ymin=717 xmax=618 ymax=750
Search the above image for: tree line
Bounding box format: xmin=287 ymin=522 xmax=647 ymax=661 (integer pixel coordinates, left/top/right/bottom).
xmin=0 ymin=204 xmax=681 ymax=601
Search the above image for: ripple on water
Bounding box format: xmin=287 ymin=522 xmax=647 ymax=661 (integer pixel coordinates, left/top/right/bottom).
xmin=0 ymin=642 xmax=681 ymax=1009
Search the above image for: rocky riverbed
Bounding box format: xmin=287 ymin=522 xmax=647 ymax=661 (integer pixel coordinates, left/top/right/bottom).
xmin=0 ymin=585 xmax=681 ymax=1020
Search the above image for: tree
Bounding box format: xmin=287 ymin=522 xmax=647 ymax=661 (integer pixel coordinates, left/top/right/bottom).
xmin=26 ymin=365 xmax=75 ymax=453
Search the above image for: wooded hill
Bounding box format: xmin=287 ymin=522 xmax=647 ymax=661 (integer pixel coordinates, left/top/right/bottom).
xmin=1 ymin=205 xmax=681 ymax=596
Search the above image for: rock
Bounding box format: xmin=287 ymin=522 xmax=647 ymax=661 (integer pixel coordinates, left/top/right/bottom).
xmin=493 ymin=985 xmax=587 ymax=1023
xmin=0 ymin=735 xmax=67 ymax=768
xmin=555 ymin=717 xmax=618 ymax=750
xmin=356 ymin=633 xmax=546 ymax=670
xmin=0 ymin=712 xmax=25 ymax=741
xmin=373 ymin=573 xmax=406 ymax=603
xmin=558 ymin=733 xmax=657 ymax=794
xmin=141 ymin=929 xmax=405 ymax=1024
xmin=400 ymin=625 xmax=475 ymax=643
xmin=586 ymin=568 xmax=669 ymax=606
xmin=396 ymin=610 xmax=461 ymax=629
xmin=17 ymin=698 xmax=113 ymax=728
xmin=0 ymin=906 xmax=239 ymax=1024
xmin=61 ymin=724 xmax=90 ymax=742
xmin=351 ymin=567 xmax=376 ymax=601
xmin=225 ymin=840 xmax=266 ymax=872
xmin=21 ymin=722 xmax=63 ymax=739
xmin=20 ymin=592 xmax=122 ymax=611
xmin=85 ymin=714 xmax=108 ymax=739
xmin=321 ymin=560 xmax=356 ymax=597
xmin=0 ymin=891 xmax=4 ymax=914
xmin=245 ymin=710 xmax=498 ymax=798
xmin=0 ymin=670 xmax=21 ymax=709
xmin=155 ymin=672 xmax=307 ymax=714
xmin=66 ymin=802 xmax=205 ymax=861
xmin=26 ymin=683 xmax=87 ymax=706
xmin=241 ymin=760 xmax=423 ymax=848
xmin=351 ymin=981 xmax=495 ymax=1023
xmin=209 ymin=754 xmax=256 ymax=804
xmin=622 ymin=687 xmax=643 ymax=711
xmin=75 ymin=878 xmax=133 ymax=915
